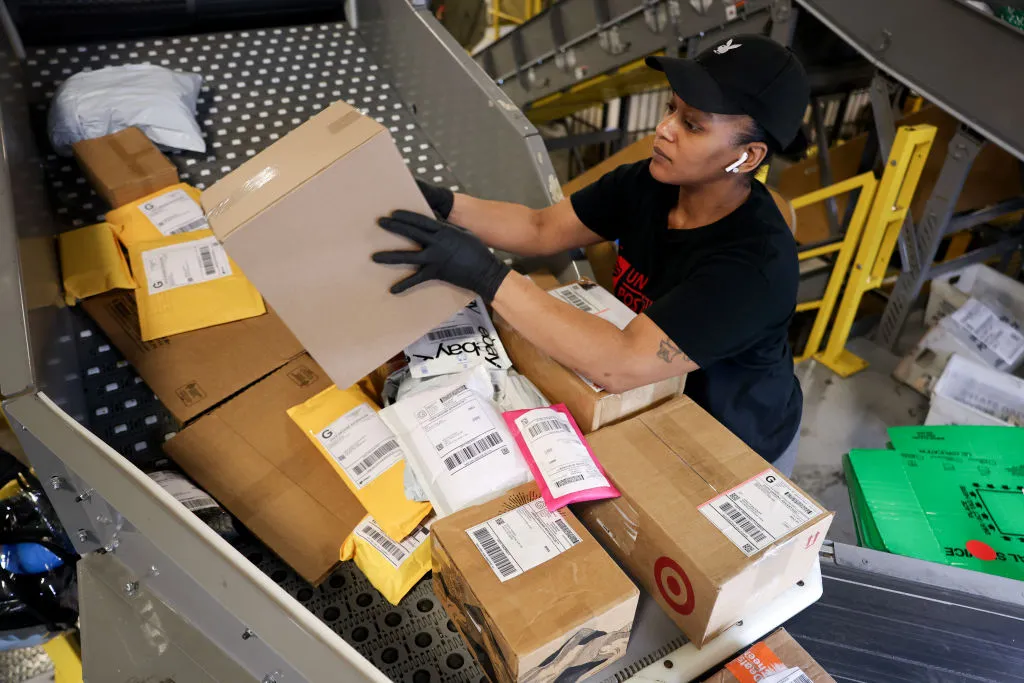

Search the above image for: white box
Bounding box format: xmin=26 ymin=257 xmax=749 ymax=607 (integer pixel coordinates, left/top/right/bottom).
xmin=926 ymin=354 xmax=1024 ymax=427
xmin=926 ymin=263 xmax=1024 ymax=328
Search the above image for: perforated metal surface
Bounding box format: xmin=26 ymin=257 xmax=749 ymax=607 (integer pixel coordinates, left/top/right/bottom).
xmin=25 ymin=22 xmax=483 ymax=683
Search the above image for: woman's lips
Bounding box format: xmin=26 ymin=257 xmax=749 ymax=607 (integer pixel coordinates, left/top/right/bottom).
xmin=652 ymin=146 xmax=671 ymax=163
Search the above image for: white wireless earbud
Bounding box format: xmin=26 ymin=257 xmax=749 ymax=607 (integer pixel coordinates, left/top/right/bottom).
xmin=725 ymin=152 xmax=749 ymax=174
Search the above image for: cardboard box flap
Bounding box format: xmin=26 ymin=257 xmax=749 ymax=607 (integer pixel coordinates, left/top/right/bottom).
xmin=202 ymin=101 xmax=383 ymax=240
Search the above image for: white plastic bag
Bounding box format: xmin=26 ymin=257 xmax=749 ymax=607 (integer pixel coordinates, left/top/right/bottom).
xmin=49 ymin=65 xmax=205 ymax=155
xmin=381 ymin=366 xmax=532 ymax=517
xmin=404 ymin=297 xmax=512 ymax=378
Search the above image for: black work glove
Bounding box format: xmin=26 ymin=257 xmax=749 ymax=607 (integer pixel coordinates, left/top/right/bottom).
xmin=374 ymin=210 xmax=511 ymax=303
xmin=415 ymin=179 xmax=455 ymax=220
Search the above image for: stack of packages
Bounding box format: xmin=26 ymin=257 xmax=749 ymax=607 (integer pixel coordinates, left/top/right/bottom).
xmin=845 ymin=424 xmax=1024 ymax=581
xmin=894 ymin=263 xmax=1024 ymax=427
xmin=73 ymin=101 xmax=835 ymax=683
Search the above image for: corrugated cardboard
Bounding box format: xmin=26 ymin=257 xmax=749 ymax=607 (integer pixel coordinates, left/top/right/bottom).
xmin=708 ymin=628 xmax=835 ymax=683
xmin=432 ymin=483 xmax=638 ymax=683
xmin=576 ymin=397 xmax=833 ymax=647
xmin=495 ymin=276 xmax=684 ymax=433
xmin=164 ymin=354 xmax=366 ymax=584
xmin=72 ymin=127 xmax=179 ymax=208
xmin=82 ymin=291 xmax=303 ymax=423
xmin=202 ymin=99 xmax=472 ymax=391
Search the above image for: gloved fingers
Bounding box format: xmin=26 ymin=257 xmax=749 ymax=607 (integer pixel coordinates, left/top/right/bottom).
xmin=372 ymin=249 xmax=430 ymax=266
xmin=389 ymin=267 xmax=433 ymax=295
xmin=389 ymin=210 xmax=446 ymax=234
xmin=378 ymin=215 xmax=436 ymax=245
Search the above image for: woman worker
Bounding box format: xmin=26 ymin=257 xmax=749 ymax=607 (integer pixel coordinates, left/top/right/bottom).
xmin=373 ymin=35 xmax=809 ymax=476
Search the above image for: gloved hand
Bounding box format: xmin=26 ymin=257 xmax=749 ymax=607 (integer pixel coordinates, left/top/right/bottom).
xmin=416 ymin=179 xmax=455 ymax=220
xmin=374 ymin=210 xmax=511 ymax=303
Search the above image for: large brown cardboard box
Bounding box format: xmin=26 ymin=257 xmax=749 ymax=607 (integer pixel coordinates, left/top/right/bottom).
xmin=202 ymin=99 xmax=472 ymax=392
xmin=576 ymin=397 xmax=833 ymax=647
xmin=495 ymin=276 xmax=684 ymax=433
xmin=83 ymin=291 xmax=303 ymax=423
xmin=164 ymin=354 xmax=366 ymax=584
xmin=72 ymin=127 xmax=179 ymax=208
xmin=708 ymin=628 xmax=835 ymax=683
xmin=432 ymin=483 xmax=639 ymax=683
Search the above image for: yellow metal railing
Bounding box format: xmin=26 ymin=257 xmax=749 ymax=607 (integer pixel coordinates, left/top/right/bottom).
xmin=793 ymin=124 xmax=937 ymax=376
xmin=490 ymin=0 xmax=547 ymax=40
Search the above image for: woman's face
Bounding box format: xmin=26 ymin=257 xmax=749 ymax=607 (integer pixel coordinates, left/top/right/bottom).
xmin=649 ymin=94 xmax=760 ymax=186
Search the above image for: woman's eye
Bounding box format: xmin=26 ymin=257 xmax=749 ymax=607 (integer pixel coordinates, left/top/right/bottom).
xmin=685 ymin=120 xmax=700 ymax=132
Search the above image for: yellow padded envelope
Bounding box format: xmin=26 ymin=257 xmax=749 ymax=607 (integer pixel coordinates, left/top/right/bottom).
xmin=127 ymin=229 xmax=265 ymax=341
xmin=106 ymin=183 xmax=209 ymax=247
xmin=340 ymin=515 xmax=433 ymax=605
xmin=288 ymin=385 xmax=432 ymax=542
xmin=58 ymin=222 xmax=137 ymax=305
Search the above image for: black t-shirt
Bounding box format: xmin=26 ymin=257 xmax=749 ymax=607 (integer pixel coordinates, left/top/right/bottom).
xmin=570 ymin=159 xmax=802 ymax=462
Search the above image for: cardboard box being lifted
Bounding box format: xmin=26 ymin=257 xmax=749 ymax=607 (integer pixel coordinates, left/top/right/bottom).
xmin=82 ymin=291 xmax=303 ymax=423
xmin=432 ymin=483 xmax=639 ymax=683
xmin=708 ymin=628 xmax=835 ymax=683
xmin=202 ymin=100 xmax=472 ymax=391
xmin=576 ymin=397 xmax=832 ymax=647
xmin=73 ymin=127 xmax=179 ymax=208
xmin=495 ymin=276 xmax=684 ymax=433
xmin=164 ymin=354 xmax=366 ymax=584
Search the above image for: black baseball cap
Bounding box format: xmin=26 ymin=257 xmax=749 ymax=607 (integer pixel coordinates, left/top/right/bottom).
xmin=646 ymin=35 xmax=809 ymax=154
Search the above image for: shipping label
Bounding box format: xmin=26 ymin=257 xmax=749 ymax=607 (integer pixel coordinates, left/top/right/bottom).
xmin=406 ymin=298 xmax=512 ymax=378
xmin=950 ymin=299 xmax=1024 ymax=367
xmin=138 ymin=189 xmax=210 ymax=236
xmin=141 ymin=236 xmax=232 ymax=295
xmin=514 ymin=408 xmax=609 ymax=497
xmin=699 ymin=469 xmax=822 ymax=556
xmin=415 ymin=385 xmax=513 ymax=474
xmin=149 ymin=471 xmax=218 ymax=512
xmin=315 ymin=403 xmax=403 ymax=489
xmin=355 ymin=516 xmax=433 ymax=569
xmin=466 ymin=499 xmax=582 ymax=582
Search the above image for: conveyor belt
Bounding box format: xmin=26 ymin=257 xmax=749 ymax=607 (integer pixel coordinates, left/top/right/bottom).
xmin=26 ymin=22 xmax=488 ymax=683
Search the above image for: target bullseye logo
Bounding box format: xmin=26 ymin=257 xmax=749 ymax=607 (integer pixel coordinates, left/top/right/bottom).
xmin=653 ymin=556 xmax=694 ymax=615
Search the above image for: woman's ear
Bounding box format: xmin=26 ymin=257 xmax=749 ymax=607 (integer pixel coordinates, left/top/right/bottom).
xmin=737 ymin=141 xmax=769 ymax=174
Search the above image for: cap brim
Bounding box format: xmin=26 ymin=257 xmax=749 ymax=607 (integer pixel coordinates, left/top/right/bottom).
xmin=779 ymin=127 xmax=809 ymax=158
xmin=645 ymin=55 xmax=745 ymax=116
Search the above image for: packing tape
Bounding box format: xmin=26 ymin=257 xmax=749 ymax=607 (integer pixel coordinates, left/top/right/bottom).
xmin=328 ymin=109 xmax=362 ymax=134
xmin=204 ymin=166 xmax=278 ymax=220
xmin=590 ymin=497 xmax=640 ymax=555
xmin=109 ymin=136 xmax=165 ymax=197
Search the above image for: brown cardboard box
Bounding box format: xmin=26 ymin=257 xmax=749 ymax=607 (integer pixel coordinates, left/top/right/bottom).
xmin=82 ymin=291 xmax=303 ymax=423
xmin=708 ymin=628 xmax=835 ymax=682
xmin=576 ymin=397 xmax=833 ymax=647
xmin=164 ymin=354 xmax=366 ymax=584
xmin=496 ymin=276 xmax=684 ymax=433
xmin=202 ymin=99 xmax=471 ymax=392
xmin=72 ymin=127 xmax=179 ymax=208
xmin=432 ymin=483 xmax=639 ymax=683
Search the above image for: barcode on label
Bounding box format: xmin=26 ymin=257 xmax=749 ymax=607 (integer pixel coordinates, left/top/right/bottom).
xmin=554 ymin=518 xmax=581 ymax=545
xmin=560 ymin=288 xmax=594 ymax=313
xmin=719 ymin=501 xmax=767 ymax=544
xmin=181 ymin=497 xmax=215 ymax=512
xmin=443 ymin=431 xmax=503 ymax=471
xmin=472 ymin=527 xmax=517 ymax=578
xmin=791 ymin=674 xmax=813 ymax=683
xmin=169 ymin=217 xmax=209 ymax=235
xmin=360 ymin=523 xmax=408 ymax=564
xmin=527 ymin=418 xmax=571 ymax=439
xmin=353 ymin=440 xmax=399 ymax=476
xmin=554 ymin=474 xmax=585 ymax=487
xmin=427 ymin=325 xmax=476 ymax=342
xmin=198 ymin=246 xmax=217 ymax=276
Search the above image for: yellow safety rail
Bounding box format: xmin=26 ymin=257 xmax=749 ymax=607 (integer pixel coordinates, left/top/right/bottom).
xmin=815 ymin=124 xmax=936 ymax=376
xmin=793 ymin=171 xmax=878 ymax=364
xmin=490 ymin=1 xmax=546 ymax=40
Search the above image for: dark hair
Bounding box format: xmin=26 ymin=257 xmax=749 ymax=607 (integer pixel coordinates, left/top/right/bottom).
xmin=732 ymin=117 xmax=775 ymax=177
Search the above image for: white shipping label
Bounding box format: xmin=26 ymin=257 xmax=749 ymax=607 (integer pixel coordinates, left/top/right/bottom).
xmin=138 ymin=189 xmax=210 ymax=236
xmin=415 ymin=385 xmax=514 ymax=474
xmin=514 ymin=408 xmax=609 ymax=497
xmin=698 ymin=469 xmax=822 ymax=556
xmin=142 ymin=236 xmax=232 ymax=295
xmin=761 ymin=669 xmax=813 ymax=683
xmin=355 ymin=516 xmax=433 ymax=569
xmin=466 ymin=499 xmax=582 ymax=582
xmin=549 ymin=283 xmax=636 ymax=330
xmin=406 ymin=298 xmax=512 ymax=378
xmin=950 ymin=299 xmax=1024 ymax=366
xmin=149 ymin=471 xmax=219 ymax=513
xmin=315 ymin=404 xmax=404 ymax=489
